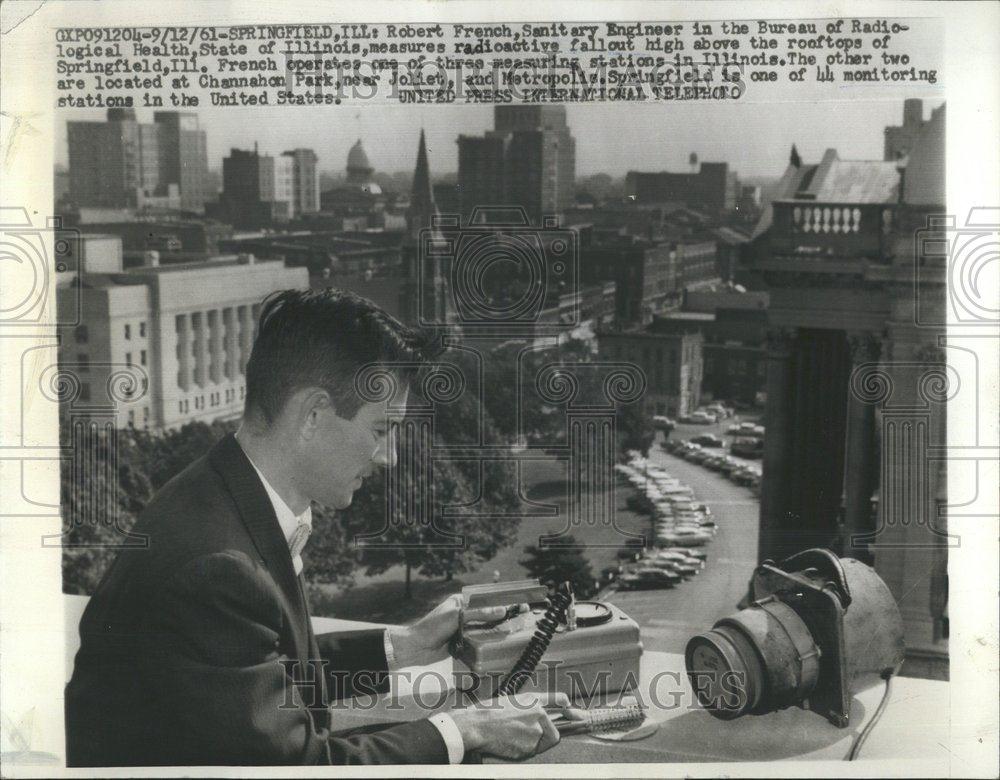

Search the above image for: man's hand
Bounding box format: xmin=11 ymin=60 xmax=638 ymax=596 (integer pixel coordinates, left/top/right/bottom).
xmin=389 ymin=595 xmax=507 ymax=669
xmin=450 ymin=691 xmax=572 ymax=760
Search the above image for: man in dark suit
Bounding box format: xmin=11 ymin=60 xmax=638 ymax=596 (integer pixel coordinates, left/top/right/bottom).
xmin=66 ymin=289 xmax=567 ymax=766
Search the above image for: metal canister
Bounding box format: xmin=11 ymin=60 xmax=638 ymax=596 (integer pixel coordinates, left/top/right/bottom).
xmin=685 ymin=552 xmax=904 ymax=723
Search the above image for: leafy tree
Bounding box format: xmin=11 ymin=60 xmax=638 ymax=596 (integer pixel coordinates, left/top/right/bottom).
xmin=342 ymin=434 xmax=520 ymax=599
xmin=616 ymin=401 xmax=654 ymax=459
xmin=520 ymin=534 xmax=596 ymax=599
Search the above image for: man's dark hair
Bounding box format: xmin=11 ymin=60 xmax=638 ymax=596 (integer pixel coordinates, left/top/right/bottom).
xmin=244 ymin=288 xmax=433 ymax=425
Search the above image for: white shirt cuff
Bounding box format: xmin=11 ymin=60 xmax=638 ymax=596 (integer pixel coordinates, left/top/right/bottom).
xmin=383 ymin=629 xmax=396 ymax=670
xmin=428 ymin=713 xmax=465 ymax=764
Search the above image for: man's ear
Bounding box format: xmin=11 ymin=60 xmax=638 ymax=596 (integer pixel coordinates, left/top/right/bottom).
xmin=297 ymin=388 xmax=334 ymax=440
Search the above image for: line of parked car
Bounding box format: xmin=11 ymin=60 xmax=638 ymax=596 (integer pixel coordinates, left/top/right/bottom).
xmin=604 ymin=456 xmax=715 ymax=590
xmin=677 ymin=402 xmax=735 ymax=426
xmin=662 ymin=436 xmax=763 ymax=495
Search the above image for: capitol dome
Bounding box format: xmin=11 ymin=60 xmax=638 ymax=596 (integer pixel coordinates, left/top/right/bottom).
xmin=347 ymin=139 xmax=374 ymax=182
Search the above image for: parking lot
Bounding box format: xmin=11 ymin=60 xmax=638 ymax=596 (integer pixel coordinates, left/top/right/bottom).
xmin=603 ymin=418 xmax=762 ymax=655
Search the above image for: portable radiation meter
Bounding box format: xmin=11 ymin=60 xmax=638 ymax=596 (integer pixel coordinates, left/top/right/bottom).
xmin=449 ymin=579 xmax=643 ymax=703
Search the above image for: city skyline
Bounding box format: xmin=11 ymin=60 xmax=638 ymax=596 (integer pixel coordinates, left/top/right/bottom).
xmin=56 ymin=96 xmax=943 ymax=181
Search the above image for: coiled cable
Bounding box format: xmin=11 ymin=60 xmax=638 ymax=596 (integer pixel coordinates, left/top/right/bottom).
xmin=495 ymin=586 xmax=573 ymax=697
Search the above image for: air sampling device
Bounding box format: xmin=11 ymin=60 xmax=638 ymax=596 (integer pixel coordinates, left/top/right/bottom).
xmin=685 ymin=548 xmax=905 ymax=727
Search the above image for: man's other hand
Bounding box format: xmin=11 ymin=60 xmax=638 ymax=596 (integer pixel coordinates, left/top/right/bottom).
xmin=450 ymin=691 xmax=571 ymax=760
xmin=390 ymin=595 xmax=506 ymax=668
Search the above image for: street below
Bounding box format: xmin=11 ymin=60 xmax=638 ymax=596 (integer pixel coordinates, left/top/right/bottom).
xmin=605 ymin=425 xmax=761 ymax=654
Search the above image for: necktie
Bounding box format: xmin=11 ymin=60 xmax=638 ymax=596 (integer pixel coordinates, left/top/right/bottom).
xmin=288 ymin=521 xmax=312 ymax=562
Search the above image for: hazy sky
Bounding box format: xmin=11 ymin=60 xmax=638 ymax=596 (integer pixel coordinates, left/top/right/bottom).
xmin=56 ymin=96 xmax=944 ymax=180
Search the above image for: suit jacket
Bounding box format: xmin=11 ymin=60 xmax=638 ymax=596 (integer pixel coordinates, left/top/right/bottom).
xmin=65 ymin=433 xmax=449 ymax=766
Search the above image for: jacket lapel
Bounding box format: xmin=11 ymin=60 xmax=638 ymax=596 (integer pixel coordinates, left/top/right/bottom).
xmin=208 ymin=434 xmax=311 ymax=661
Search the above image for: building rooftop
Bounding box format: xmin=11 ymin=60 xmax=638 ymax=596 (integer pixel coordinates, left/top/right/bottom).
xmin=809 ymin=159 xmax=900 ymax=203
xmin=78 ymin=255 xmax=284 ymax=287
xmin=655 ymin=311 xmax=716 ymax=322
xmin=751 ymin=138 xmax=919 ymax=239
xmin=774 ymin=150 xmax=900 ymax=205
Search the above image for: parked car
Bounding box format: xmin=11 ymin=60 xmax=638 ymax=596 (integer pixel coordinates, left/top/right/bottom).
xmin=644 ymin=557 xmax=701 ymax=577
xmin=679 ymin=411 xmax=714 ymax=425
xmin=616 ymin=546 xmax=643 ymax=562
xmin=665 ymin=546 xmax=708 ymax=561
xmin=705 ymin=403 xmax=732 ymax=419
xmin=655 ymin=528 xmax=712 ymax=546
xmin=618 ymin=567 xmax=681 ymax=590
xmin=731 ymin=436 xmax=765 ymax=458
xmin=652 ymin=415 xmax=676 ymax=432
xmin=731 ymin=466 xmax=754 ymax=486
xmin=716 ymin=457 xmax=739 ymax=475
xmin=690 ymin=433 xmax=725 ymax=448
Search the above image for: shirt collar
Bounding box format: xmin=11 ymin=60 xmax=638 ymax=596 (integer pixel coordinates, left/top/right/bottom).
xmin=239 ymin=443 xmax=312 ymax=546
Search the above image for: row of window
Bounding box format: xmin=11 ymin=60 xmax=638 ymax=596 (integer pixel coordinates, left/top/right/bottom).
xmin=123 ymin=322 xmax=147 ymax=341
xmin=177 ymin=386 xmax=244 ymax=415
xmin=72 ymin=322 xmax=147 ymax=344
xmin=704 ymin=358 xmax=767 ymax=378
xmin=606 ymin=344 xmax=696 ymax=365
xmin=71 ymin=380 xmax=146 ymax=403
xmin=73 ymin=350 xmax=146 ymax=370
xmin=126 ymin=407 xmax=150 ymax=427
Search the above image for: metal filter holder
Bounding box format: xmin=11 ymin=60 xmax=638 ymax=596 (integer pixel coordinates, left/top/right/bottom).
xmin=686 ymin=549 xmax=904 ymax=727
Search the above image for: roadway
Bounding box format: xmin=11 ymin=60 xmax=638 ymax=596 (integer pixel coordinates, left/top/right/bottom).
xmin=603 ymin=428 xmax=761 ymax=655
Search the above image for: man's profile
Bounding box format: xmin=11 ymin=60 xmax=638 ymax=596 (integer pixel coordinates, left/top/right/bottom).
xmin=65 ymin=288 xmax=567 ymax=766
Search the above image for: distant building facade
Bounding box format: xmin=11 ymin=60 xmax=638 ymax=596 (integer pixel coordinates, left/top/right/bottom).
xmin=580 ymin=233 xmax=719 ymax=327
xmin=66 ymin=109 xmax=208 ymax=212
xmin=597 ymin=328 xmax=703 ymax=417
xmin=655 ymin=306 xmax=768 ymax=406
xmin=884 ymin=98 xmax=928 ymax=161
xmin=625 ymin=162 xmax=740 ymax=214
xmin=283 ymin=148 xmax=321 ymax=215
xmin=219 ymin=147 xmax=297 ymax=228
xmin=56 ymin=236 xmax=308 ymax=431
xmin=458 ymin=106 xmax=576 ymax=225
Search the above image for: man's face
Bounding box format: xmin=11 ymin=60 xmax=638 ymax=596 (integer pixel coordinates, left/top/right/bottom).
xmin=298 ymin=388 xmax=408 ymax=510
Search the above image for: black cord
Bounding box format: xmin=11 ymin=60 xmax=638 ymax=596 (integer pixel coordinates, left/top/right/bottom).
xmin=495 ymin=588 xmax=573 ymax=697
xmin=847 ymin=675 xmax=894 ymax=760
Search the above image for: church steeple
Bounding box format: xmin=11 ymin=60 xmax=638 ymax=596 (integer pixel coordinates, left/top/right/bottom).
xmin=407 ymin=129 xmax=438 ymax=237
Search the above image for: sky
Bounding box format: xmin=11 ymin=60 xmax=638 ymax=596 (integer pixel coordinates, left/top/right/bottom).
xmin=56 ymin=96 xmax=944 ymax=181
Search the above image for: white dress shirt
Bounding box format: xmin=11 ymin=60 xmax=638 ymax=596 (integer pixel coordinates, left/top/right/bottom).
xmin=241 ymin=445 xmax=465 ymax=763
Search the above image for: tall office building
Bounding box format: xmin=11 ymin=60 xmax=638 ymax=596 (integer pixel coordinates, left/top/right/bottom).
xmin=153 ymin=112 xmax=209 ymax=212
xmin=221 ymin=147 xmax=292 ymax=227
xmin=67 ymin=109 xmax=143 ymax=209
xmin=273 ymin=154 xmax=295 ymax=220
xmin=457 ymin=106 xmax=576 ymax=225
xmin=66 ymin=109 xmax=209 ymax=212
xmin=282 ymin=148 xmax=320 ymax=215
